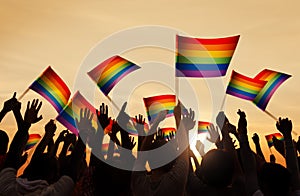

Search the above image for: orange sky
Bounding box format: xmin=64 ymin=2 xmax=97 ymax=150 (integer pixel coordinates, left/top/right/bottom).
xmin=1 ymin=0 xmax=300 ymax=166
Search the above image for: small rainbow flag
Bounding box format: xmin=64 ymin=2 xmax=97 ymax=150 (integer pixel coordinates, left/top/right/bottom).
xmin=265 ymin=133 xmax=284 ymax=147
xmin=160 ymin=127 xmax=176 ymax=140
xmin=87 ymin=55 xmax=140 ymax=96
xmin=56 ymin=91 xmax=97 ymax=135
xmin=226 ymin=70 xmax=267 ymax=101
xmin=198 ymin=121 xmax=211 ymax=134
xmin=25 ymin=134 xmax=41 ymax=151
xmin=253 ymin=69 xmax=291 ymax=110
xmin=176 ymin=35 xmax=240 ymax=77
xmin=29 ymin=66 xmax=71 ymax=113
xmin=143 ymin=94 xmax=176 ymax=124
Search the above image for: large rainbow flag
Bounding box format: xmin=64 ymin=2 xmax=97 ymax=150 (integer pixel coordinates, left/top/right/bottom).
xmin=25 ymin=134 xmax=41 ymax=151
xmin=87 ymin=55 xmax=140 ymax=96
xmin=198 ymin=121 xmax=211 ymax=134
xmin=176 ymin=35 xmax=240 ymax=77
xmin=143 ymin=94 xmax=176 ymax=124
xmin=29 ymin=66 xmax=71 ymax=113
xmin=265 ymin=133 xmax=284 ymax=147
xmin=226 ymin=70 xmax=267 ymax=101
xmin=253 ymin=69 xmax=291 ymax=110
xmin=56 ymin=91 xmax=97 ymax=135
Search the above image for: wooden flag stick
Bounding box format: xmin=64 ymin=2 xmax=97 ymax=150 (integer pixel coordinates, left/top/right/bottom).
xmin=264 ymin=110 xmax=277 ymax=121
xmin=18 ymin=88 xmax=30 ymax=101
xmin=107 ymin=95 xmax=120 ymax=111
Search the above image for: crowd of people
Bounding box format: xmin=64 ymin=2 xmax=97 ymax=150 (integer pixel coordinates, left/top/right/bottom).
xmin=0 ymin=92 xmax=299 ymax=196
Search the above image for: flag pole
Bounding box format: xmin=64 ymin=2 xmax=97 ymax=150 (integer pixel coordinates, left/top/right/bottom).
xmin=264 ymin=110 xmax=277 ymax=121
xmin=18 ymin=88 xmax=29 ymax=101
xmin=107 ymin=95 xmax=120 ymax=111
xmin=175 ymin=77 xmax=179 ymax=105
xmin=220 ymin=94 xmax=227 ymax=111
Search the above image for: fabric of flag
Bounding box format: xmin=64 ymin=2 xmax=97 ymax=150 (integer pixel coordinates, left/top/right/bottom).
xmin=25 ymin=134 xmax=41 ymax=151
xmin=56 ymin=91 xmax=97 ymax=135
xmin=253 ymin=69 xmax=291 ymax=110
xmin=198 ymin=121 xmax=211 ymax=134
xmin=29 ymin=66 xmax=71 ymax=113
xmin=160 ymin=127 xmax=176 ymax=140
xmin=143 ymin=94 xmax=176 ymax=124
xmin=176 ymin=35 xmax=240 ymax=77
xmin=226 ymin=70 xmax=267 ymax=101
xmin=87 ymin=55 xmax=140 ymax=96
xmin=265 ymin=133 xmax=284 ymax=147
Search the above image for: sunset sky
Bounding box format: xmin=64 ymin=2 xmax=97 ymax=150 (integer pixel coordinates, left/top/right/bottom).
xmin=1 ymin=0 xmax=300 ymax=165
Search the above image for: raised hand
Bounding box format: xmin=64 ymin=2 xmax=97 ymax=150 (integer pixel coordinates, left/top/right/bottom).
xmin=207 ymin=124 xmax=220 ymax=143
xmin=96 ymin=103 xmax=111 ymax=130
xmin=116 ymin=102 xmax=130 ymax=127
xmin=57 ymin=130 xmax=68 ymax=143
xmin=44 ymin=119 xmax=57 ymax=139
xmin=2 ymin=92 xmax=20 ymax=113
xmin=276 ymin=118 xmax=293 ymax=138
xmin=181 ymin=108 xmax=195 ymax=131
xmin=75 ymin=108 xmax=94 ymax=143
xmin=24 ymin=99 xmax=43 ymax=124
xmin=237 ymin=109 xmax=247 ymax=135
xmin=252 ymin=133 xmax=260 ymax=145
xmin=127 ymin=136 xmax=136 ymax=150
xmin=134 ymin=114 xmax=146 ymax=136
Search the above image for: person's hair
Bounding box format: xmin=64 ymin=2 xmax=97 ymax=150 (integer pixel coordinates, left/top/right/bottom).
xmin=258 ymin=163 xmax=291 ymax=196
xmin=0 ymin=130 xmax=9 ymax=155
xmin=199 ymin=149 xmax=234 ymax=188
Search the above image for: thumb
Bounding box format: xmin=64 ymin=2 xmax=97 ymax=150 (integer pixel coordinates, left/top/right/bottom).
xmin=120 ymin=102 xmax=127 ymax=112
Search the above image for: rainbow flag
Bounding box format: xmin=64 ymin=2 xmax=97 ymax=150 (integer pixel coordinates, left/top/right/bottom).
xmin=25 ymin=134 xmax=41 ymax=151
xmin=101 ymin=143 xmax=118 ymax=155
xmin=265 ymin=133 xmax=284 ymax=147
xmin=198 ymin=121 xmax=211 ymax=134
xmin=29 ymin=66 xmax=71 ymax=113
xmin=226 ymin=70 xmax=267 ymax=101
xmin=56 ymin=91 xmax=97 ymax=135
xmin=253 ymin=69 xmax=291 ymax=110
xmin=88 ymin=55 xmax=140 ymax=96
xmin=160 ymin=127 xmax=176 ymax=140
xmin=143 ymin=94 xmax=176 ymax=124
xmin=176 ymin=35 xmax=240 ymax=77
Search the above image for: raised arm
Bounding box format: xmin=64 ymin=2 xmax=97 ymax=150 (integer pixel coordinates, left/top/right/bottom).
xmin=236 ymin=109 xmax=260 ymax=195
xmin=252 ymin=133 xmax=266 ymax=162
xmin=276 ymin=117 xmax=300 ymax=190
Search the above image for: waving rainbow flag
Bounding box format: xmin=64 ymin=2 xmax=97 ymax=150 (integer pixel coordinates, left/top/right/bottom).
xmin=88 ymin=55 xmax=140 ymax=96
xmin=56 ymin=91 xmax=97 ymax=135
xmin=265 ymin=133 xmax=284 ymax=147
xmin=226 ymin=70 xmax=267 ymax=101
xmin=253 ymin=69 xmax=291 ymax=110
xmin=198 ymin=121 xmax=211 ymax=134
xmin=143 ymin=94 xmax=176 ymax=124
xmin=29 ymin=66 xmax=71 ymax=113
xmin=176 ymin=35 xmax=240 ymax=77
xmin=25 ymin=134 xmax=41 ymax=151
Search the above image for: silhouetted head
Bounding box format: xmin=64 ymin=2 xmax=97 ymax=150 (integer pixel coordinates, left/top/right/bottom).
xmin=258 ymin=163 xmax=291 ymax=196
xmin=25 ymin=153 xmax=59 ymax=184
xmin=199 ymin=149 xmax=234 ymax=188
xmin=0 ymin=130 xmax=9 ymax=155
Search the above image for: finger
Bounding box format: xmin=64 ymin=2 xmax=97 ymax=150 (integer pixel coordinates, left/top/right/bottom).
xmin=27 ymin=101 xmax=30 ymax=111
xmin=36 ymin=101 xmax=42 ymax=112
xmin=80 ymin=109 xmax=83 ymax=119
xmin=36 ymin=115 xmax=43 ymax=122
xmin=105 ymin=105 xmax=108 ymax=115
xmin=121 ymin=102 xmax=127 ymax=112
xmin=13 ymin=92 xmax=16 ymax=99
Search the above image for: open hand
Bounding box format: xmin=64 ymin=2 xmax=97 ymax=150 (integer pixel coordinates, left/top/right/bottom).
xmin=24 ymin=99 xmax=43 ymax=124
